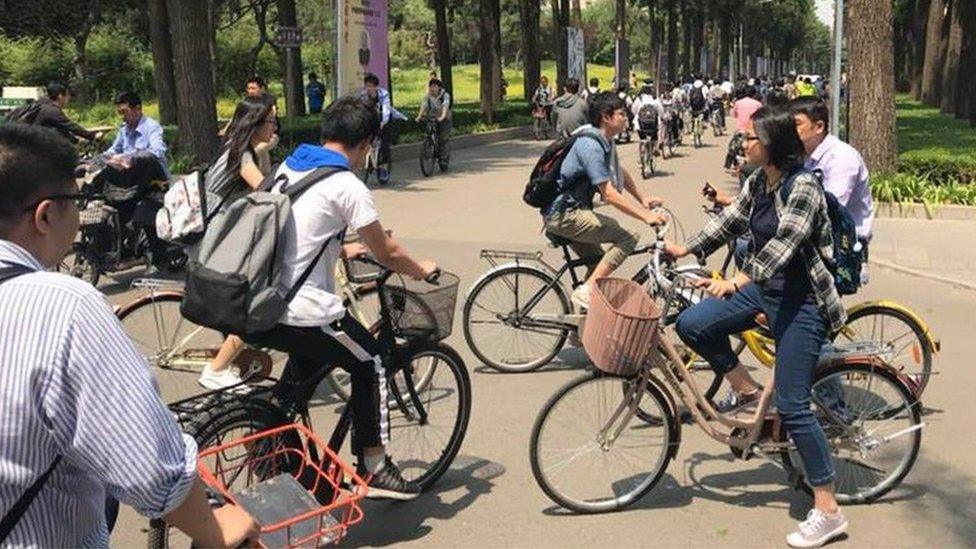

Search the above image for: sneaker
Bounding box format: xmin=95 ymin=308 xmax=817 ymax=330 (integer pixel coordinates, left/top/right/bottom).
xmin=377 ymin=167 xmax=390 ymax=184
xmin=571 ymin=283 xmax=591 ymax=310
xmin=714 ymin=387 xmax=761 ymax=414
xmin=356 ymin=457 xmax=421 ymax=501
xmin=198 ymin=364 xmax=244 ymax=390
xmin=786 ymin=509 xmax=848 ymax=548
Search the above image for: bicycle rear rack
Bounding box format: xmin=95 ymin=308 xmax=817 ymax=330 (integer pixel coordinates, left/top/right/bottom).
xmin=132 ymin=277 xmax=185 ymax=290
xmin=479 ymin=249 xmax=558 ymax=275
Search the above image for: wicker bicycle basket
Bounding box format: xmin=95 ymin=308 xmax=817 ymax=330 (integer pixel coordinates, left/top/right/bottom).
xmin=581 ymin=278 xmax=661 ymax=377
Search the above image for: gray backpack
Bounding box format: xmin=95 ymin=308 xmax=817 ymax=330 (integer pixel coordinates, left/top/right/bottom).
xmin=180 ymin=166 xmax=347 ymax=336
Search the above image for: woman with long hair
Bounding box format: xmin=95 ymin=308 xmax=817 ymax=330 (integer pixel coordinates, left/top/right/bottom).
xmin=197 ymin=92 xmax=279 ymax=390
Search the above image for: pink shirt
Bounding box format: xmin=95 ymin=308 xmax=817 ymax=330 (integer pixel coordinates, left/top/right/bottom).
xmin=732 ymin=97 xmax=763 ymax=131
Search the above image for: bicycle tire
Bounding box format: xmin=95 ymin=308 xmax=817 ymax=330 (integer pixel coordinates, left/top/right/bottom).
xmin=462 ymin=265 xmax=572 ymax=373
xmin=386 ymin=342 xmax=471 ymax=490
xmin=530 ymin=371 xmax=676 ymax=513
xmin=420 ymin=135 xmax=436 ymax=177
xmin=146 ymin=397 xmax=292 ymax=548
xmin=58 ymin=243 xmax=100 ymax=287
xmin=834 ymin=305 xmax=933 ymax=396
xmin=779 ymin=361 xmax=921 ymax=504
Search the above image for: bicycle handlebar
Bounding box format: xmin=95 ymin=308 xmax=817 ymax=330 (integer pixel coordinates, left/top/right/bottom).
xmin=350 ymin=254 xmax=441 ymax=285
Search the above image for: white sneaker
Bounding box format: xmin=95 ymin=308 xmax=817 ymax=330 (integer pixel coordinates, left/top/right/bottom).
xmin=571 ymin=283 xmax=591 ymax=310
xmin=198 ymin=364 xmax=245 ymax=390
xmin=786 ymin=509 xmax=848 ymax=548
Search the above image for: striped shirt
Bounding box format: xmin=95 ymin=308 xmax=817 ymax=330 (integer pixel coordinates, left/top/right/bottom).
xmin=685 ymin=169 xmax=847 ymax=332
xmin=0 ymin=240 xmax=197 ymax=548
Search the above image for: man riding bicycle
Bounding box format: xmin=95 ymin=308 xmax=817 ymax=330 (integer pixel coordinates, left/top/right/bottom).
xmin=416 ymin=78 xmax=452 ymax=171
xmin=707 ymin=79 xmax=728 ymax=131
xmin=631 ymin=81 xmax=665 ymax=157
xmin=246 ymin=97 xmax=438 ymax=500
xmin=542 ymin=92 xmax=666 ymax=309
xmin=688 ymin=80 xmax=708 ymax=132
xmin=358 ymin=73 xmax=407 ymax=185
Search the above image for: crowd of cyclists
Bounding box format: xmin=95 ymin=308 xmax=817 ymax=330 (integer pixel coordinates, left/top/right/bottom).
xmin=0 ymin=56 xmax=882 ymax=548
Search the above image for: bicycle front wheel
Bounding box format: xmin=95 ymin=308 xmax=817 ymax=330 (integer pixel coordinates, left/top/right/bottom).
xmin=530 ymin=372 xmax=676 ymax=513
xmin=462 ymin=265 xmax=572 ymax=372
xmin=780 ymin=362 xmax=922 ymax=504
xmin=833 ymin=305 xmax=934 ymax=396
xmin=420 ymin=136 xmax=436 ymax=176
xmin=386 ymin=342 xmax=471 ymax=490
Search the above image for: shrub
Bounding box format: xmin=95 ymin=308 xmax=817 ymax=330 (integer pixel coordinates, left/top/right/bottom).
xmin=872 ymin=172 xmax=976 ymax=206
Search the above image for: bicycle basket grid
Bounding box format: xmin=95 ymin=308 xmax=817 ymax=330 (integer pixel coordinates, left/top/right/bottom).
xmin=386 ymin=271 xmax=460 ymax=341
xmin=581 ymin=277 xmax=661 ymax=377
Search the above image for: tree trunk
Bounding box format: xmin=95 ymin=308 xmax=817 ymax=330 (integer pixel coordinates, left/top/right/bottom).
xmin=952 ymin=0 xmax=975 ymax=124
xmin=680 ymin=0 xmax=691 ymax=79
xmin=433 ymin=0 xmax=454 ymax=96
xmin=148 ymin=0 xmax=177 ymax=125
xmin=168 ymin=0 xmax=220 ymax=163
xmin=666 ymin=0 xmax=677 ymax=83
xmin=71 ymin=0 xmax=99 ymax=105
xmin=553 ymin=0 xmax=570 ymax=91
xmin=908 ymin=0 xmax=930 ymax=99
xmin=692 ymin=5 xmax=703 ymax=74
xmin=277 ymin=0 xmax=306 ymax=117
xmin=520 ymin=0 xmax=540 ymax=101
xmin=919 ymin=0 xmax=948 ymax=105
xmin=479 ymin=0 xmax=496 ymax=123
xmin=571 ymin=0 xmax=582 ymax=26
xmin=847 ymin=0 xmax=897 ymax=173
xmin=939 ymin=1 xmax=962 ymax=114
xmin=492 ymin=0 xmax=502 ymax=102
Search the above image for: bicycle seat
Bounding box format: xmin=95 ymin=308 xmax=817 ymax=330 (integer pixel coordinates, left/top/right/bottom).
xmin=754 ymin=313 xmax=769 ymax=329
xmin=544 ymin=232 xmax=573 ymax=248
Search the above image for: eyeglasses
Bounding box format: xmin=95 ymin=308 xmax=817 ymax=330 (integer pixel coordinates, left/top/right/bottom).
xmin=743 ymin=135 xmax=761 ymax=142
xmin=21 ymin=193 xmax=89 ymax=212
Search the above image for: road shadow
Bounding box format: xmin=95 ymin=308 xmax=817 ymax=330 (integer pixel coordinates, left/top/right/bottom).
xmin=339 ymin=455 xmax=505 ymax=546
xmin=900 ymin=455 xmax=976 ymax=545
xmin=472 ymin=347 xmax=593 ymax=375
xmin=540 ymin=474 xmax=692 ymax=516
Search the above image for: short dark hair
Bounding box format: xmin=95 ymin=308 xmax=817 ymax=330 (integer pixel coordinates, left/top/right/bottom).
xmin=114 ymin=91 xmax=142 ymax=107
xmin=428 ymin=78 xmax=443 ymax=88
xmin=246 ymin=76 xmax=266 ymax=88
xmin=363 ymin=73 xmax=380 ymax=86
xmin=308 ymin=72 xmax=318 ymax=80
xmin=789 ymin=97 xmax=830 ymax=133
xmin=588 ymin=91 xmax=626 ymax=127
xmin=751 ymin=105 xmax=806 ymax=171
xmin=320 ymin=96 xmax=381 ymax=148
xmin=0 ymin=125 xmax=77 ymax=230
xmin=46 ymin=83 xmax=68 ymax=100
xmin=589 ymin=77 xmax=599 ymax=87
xmin=565 ymin=78 xmax=580 ymax=93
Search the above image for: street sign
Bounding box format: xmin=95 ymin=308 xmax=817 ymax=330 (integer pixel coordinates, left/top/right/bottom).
xmin=275 ymin=26 xmax=303 ymax=48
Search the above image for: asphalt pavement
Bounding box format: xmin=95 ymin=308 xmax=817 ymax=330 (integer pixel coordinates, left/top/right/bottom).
xmin=110 ymin=122 xmax=976 ymax=547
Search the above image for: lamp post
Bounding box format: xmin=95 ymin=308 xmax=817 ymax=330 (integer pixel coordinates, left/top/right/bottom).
xmin=830 ymin=0 xmax=844 ymax=137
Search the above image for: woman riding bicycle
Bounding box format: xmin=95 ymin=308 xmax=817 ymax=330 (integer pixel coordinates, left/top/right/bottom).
xmin=531 ymin=76 xmax=555 ymax=125
xmin=666 ymin=105 xmax=849 ymax=548
xmin=197 ymin=93 xmax=279 ymax=390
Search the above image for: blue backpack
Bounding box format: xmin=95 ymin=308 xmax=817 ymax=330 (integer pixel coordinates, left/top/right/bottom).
xmin=780 ymin=169 xmax=862 ymax=295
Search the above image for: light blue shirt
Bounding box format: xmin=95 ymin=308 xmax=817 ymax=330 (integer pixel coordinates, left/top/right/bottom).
xmin=544 ymin=125 xmax=621 ymax=217
xmin=0 ymin=240 xmax=197 ymax=547
xmin=804 ymin=134 xmax=874 ymax=241
xmin=104 ymin=114 xmax=169 ymax=176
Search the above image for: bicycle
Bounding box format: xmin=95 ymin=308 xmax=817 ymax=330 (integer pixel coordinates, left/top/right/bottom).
xmin=419 ymin=120 xmax=448 ymax=177
xmin=691 ymin=112 xmax=704 ymax=147
xmin=710 ymin=103 xmax=725 ymax=137
xmin=359 ymin=137 xmax=391 ymax=185
xmin=529 ymin=223 xmax=924 ymax=513
xmin=147 ymin=257 xmax=472 ymax=547
xmin=532 ymin=104 xmax=552 ymax=140
xmin=638 ymin=131 xmax=656 ymax=179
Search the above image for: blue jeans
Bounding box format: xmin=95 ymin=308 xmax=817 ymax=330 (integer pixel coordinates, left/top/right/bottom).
xmin=675 ymin=283 xmax=836 ymax=486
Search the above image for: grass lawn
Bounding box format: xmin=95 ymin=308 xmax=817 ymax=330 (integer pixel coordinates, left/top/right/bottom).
xmin=896 ymin=94 xmax=976 ymax=183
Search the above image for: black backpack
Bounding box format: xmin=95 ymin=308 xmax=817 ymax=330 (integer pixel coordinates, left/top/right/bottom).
xmin=522 ymin=133 xmax=606 ymax=209
xmin=3 ymin=100 xmax=42 ymax=124
xmin=637 ymin=103 xmax=659 ymax=131
xmin=689 ymin=87 xmax=705 ymax=110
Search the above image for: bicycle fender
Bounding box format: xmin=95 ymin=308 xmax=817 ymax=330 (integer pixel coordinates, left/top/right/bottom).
xmin=464 ymin=261 xmax=563 ymax=302
xmin=846 ymin=300 xmax=940 ymax=353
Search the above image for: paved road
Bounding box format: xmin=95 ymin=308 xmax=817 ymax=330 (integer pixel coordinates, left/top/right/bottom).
xmin=111 ymin=125 xmax=976 ymax=547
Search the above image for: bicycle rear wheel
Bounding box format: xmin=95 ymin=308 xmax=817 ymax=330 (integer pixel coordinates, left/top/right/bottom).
xmin=462 ymin=265 xmax=572 ymax=372
xmin=420 ymin=136 xmax=436 ymax=177
xmin=386 ymin=342 xmax=471 ymax=490
xmin=780 ymin=362 xmax=921 ymax=504
xmin=530 ymin=372 xmax=676 ymax=513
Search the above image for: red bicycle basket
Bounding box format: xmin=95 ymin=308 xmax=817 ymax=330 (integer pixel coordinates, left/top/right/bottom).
xmin=196 ymin=423 xmax=368 ymax=548
xmin=581 ymin=278 xmax=661 ymax=377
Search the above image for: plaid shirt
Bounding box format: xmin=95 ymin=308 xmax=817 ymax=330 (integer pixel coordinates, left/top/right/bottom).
xmin=686 ymin=168 xmax=847 ymax=332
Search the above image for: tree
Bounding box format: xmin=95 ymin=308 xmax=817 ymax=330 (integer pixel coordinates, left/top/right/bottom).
xmin=666 ymin=0 xmax=677 ymax=82
xmin=552 ymin=0 xmax=570 ymax=91
xmin=847 ymin=0 xmax=897 ymax=173
xmin=480 ymin=0 xmax=497 ymax=122
xmin=432 ymin=0 xmax=454 ymax=95
xmin=919 ymin=0 xmax=948 ymax=105
xmin=492 ymin=0 xmax=503 ymax=102
xmin=954 ymin=0 xmax=975 ymax=125
xmin=168 ymin=0 xmax=220 ymax=163
xmin=277 ymin=0 xmax=306 ymax=117
xmin=521 ymin=0 xmax=541 ymax=100
xmin=939 ymin=0 xmax=961 ymax=114
xmin=147 ymin=0 xmax=177 ymax=125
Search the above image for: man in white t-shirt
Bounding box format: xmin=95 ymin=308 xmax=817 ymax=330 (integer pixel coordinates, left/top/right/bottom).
xmin=248 ymin=97 xmax=437 ymax=500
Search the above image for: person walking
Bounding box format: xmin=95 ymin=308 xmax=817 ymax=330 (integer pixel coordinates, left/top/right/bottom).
xmin=306 ymin=72 xmax=327 ymax=115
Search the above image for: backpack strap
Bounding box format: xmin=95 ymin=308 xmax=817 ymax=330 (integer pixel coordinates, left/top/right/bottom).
xmin=283 ymin=228 xmax=347 ymax=304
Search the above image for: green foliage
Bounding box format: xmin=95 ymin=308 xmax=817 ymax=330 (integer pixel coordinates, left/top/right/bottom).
xmin=0 ymin=36 xmax=73 ymax=87
xmin=215 ymin=23 xmax=282 ymax=95
xmin=84 ymin=24 xmax=154 ymax=101
xmin=872 ymin=172 xmax=976 ymax=207
xmin=896 ymin=95 xmax=976 ymax=184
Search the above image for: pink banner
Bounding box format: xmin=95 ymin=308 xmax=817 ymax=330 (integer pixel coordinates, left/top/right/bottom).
xmin=337 ymin=0 xmax=389 ymax=94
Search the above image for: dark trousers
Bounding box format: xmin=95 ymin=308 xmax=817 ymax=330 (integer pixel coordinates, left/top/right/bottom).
xmin=247 ymin=313 xmax=388 ymax=453
xmin=675 ymin=283 xmax=836 ymax=486
xmin=378 ymin=120 xmax=400 ymax=167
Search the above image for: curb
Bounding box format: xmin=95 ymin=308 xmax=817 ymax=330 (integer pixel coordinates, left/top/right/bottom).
xmin=870 ymin=258 xmax=976 ymax=292
xmin=874 ymin=202 xmax=976 ymax=221
xmin=390 ymin=125 xmax=534 ymax=162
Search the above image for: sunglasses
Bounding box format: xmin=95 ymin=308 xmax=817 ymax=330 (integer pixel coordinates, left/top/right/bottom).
xmin=21 ymin=193 xmax=90 ymax=212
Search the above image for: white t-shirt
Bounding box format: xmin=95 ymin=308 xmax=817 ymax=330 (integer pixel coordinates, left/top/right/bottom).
xmin=272 ymin=165 xmax=380 ymax=326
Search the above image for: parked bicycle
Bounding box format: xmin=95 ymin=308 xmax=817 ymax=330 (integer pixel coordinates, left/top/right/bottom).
xmin=529 ymin=223 xmax=924 ymax=513
xmin=147 ymin=256 xmax=472 ymax=546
